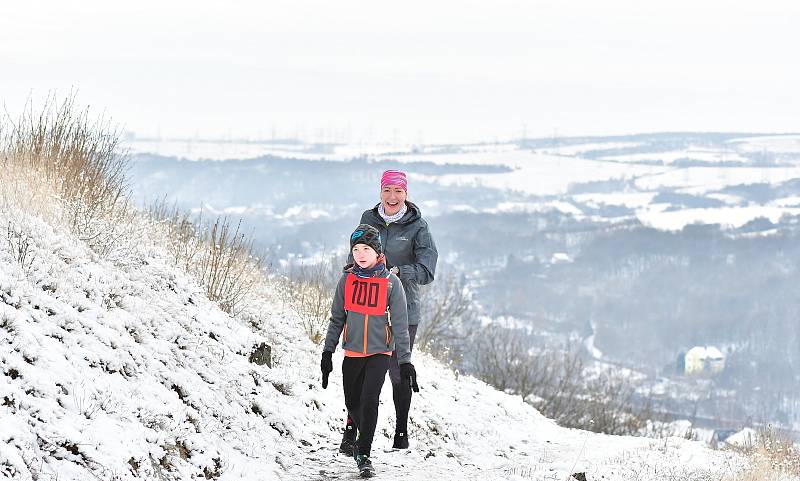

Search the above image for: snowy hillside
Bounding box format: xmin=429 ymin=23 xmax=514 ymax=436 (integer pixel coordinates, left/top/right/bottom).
xmin=0 ymin=211 xmax=754 ymax=480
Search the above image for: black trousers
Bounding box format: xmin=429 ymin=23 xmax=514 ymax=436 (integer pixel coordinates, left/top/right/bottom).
xmin=387 ymin=324 xmax=417 ymax=434
xmin=342 ymin=355 xmax=390 ymax=457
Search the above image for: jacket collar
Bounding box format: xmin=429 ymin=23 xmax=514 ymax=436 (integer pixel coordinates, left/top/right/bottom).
xmin=369 ymin=201 xmax=421 ymax=225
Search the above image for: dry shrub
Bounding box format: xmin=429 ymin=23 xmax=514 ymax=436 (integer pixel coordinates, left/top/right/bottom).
xmin=149 ymin=201 xmax=264 ymax=315
xmin=1 ymin=93 xmax=129 ymax=243
xmin=570 ymin=371 xmax=654 ymax=435
xmin=280 ymin=254 xmax=341 ymax=344
xmin=199 ymin=217 xmax=263 ymax=314
xmin=725 ymin=427 xmax=800 ymax=481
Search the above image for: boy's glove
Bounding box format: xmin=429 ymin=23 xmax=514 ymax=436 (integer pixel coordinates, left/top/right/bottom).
xmin=400 ymin=362 xmax=419 ymax=393
xmin=321 ymin=351 xmax=333 ymax=389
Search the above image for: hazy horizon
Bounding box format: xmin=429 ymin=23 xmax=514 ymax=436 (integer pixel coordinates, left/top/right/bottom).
xmin=3 ymin=0 xmax=799 ymax=144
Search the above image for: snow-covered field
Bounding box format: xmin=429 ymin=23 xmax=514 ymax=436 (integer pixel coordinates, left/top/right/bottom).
xmin=413 ymin=154 xmax=668 ymax=197
xmin=0 ymin=208 xmax=754 ymax=480
xmin=633 ymin=165 xmax=800 ymax=193
xmin=728 ymin=135 xmax=800 ymax=154
xmin=598 ymin=148 xmax=750 ymax=165
xmin=636 ymin=205 xmax=800 ymax=231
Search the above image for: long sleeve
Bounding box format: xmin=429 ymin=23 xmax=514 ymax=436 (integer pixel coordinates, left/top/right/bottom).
xmin=322 ymin=274 xmax=347 ymax=353
xmin=397 ymin=222 xmax=438 ymax=286
xmin=388 ymin=274 xmax=412 ymax=364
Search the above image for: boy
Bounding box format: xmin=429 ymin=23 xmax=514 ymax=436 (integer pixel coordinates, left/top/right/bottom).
xmin=321 ymin=224 xmax=418 ymax=478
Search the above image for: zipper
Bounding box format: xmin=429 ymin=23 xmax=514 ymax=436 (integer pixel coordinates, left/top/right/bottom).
xmin=362 ymin=315 xmax=369 ymax=354
xmin=382 ymin=223 xmax=393 ymax=269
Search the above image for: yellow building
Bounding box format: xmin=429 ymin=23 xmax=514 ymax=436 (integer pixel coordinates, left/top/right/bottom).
xmin=684 ymin=346 xmax=725 ymax=375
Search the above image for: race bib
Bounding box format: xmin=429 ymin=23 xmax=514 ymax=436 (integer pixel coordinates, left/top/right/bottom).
xmin=344 ymin=273 xmax=389 ymax=315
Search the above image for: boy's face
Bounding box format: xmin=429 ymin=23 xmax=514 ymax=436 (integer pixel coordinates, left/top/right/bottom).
xmin=380 ymin=185 xmax=407 ymax=216
xmin=352 ymin=243 xmax=379 ymax=268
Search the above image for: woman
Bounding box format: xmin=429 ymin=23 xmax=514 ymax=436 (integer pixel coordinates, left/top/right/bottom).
xmin=339 ymin=169 xmax=438 ymax=453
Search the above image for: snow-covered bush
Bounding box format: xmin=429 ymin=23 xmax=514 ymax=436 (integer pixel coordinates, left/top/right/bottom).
xmin=4 ymin=222 xmax=36 ymax=273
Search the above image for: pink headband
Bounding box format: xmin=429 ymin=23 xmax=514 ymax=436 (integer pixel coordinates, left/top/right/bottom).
xmin=381 ymin=170 xmax=408 ymax=191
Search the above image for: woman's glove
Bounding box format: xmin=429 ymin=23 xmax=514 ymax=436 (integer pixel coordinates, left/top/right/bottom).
xmin=400 ymin=362 xmax=419 ymax=392
xmin=321 ymin=351 xmax=333 ymax=389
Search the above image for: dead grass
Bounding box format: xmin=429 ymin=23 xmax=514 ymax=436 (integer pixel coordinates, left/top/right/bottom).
xmin=148 ymin=201 xmax=264 ymax=315
xmin=724 ymin=427 xmax=800 ymax=481
xmin=1 ymin=93 xmax=129 ymax=237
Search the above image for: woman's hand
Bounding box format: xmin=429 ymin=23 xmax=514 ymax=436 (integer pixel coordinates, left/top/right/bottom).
xmin=400 ymin=362 xmax=419 ymax=392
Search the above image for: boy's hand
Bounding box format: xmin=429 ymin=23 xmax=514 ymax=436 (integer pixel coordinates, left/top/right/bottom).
xmin=400 ymin=362 xmax=419 ymax=392
xmin=321 ymin=351 xmax=333 ymax=389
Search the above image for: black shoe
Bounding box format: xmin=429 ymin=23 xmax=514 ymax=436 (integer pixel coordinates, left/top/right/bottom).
xmin=392 ymin=431 xmax=409 ymax=449
xmin=339 ymin=425 xmax=356 ymax=456
xmin=356 ymin=454 xmax=375 ymax=478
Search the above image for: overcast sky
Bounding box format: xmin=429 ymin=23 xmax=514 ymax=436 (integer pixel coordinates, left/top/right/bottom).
xmin=2 ymin=0 xmax=798 ymax=144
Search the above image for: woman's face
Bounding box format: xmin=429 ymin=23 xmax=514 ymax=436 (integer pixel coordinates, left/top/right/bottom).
xmin=380 ymin=185 xmax=407 ymax=216
xmin=352 ymin=244 xmax=379 ymax=268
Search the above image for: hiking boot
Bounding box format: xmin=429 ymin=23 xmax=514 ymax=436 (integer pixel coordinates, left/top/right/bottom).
xmin=355 ymin=454 xmax=375 ymax=478
xmin=339 ymin=425 xmax=356 ymax=456
xmin=392 ymin=431 xmax=409 ymax=449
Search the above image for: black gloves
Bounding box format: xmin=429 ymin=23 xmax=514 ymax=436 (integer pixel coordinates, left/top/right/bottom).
xmin=321 ymin=351 xmax=333 ymax=389
xmin=400 ymin=362 xmax=419 ymax=392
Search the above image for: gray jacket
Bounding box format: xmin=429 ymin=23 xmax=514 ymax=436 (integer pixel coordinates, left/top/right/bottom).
xmin=359 ymin=202 xmax=438 ymax=326
xmin=323 ymin=268 xmax=412 ymax=364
